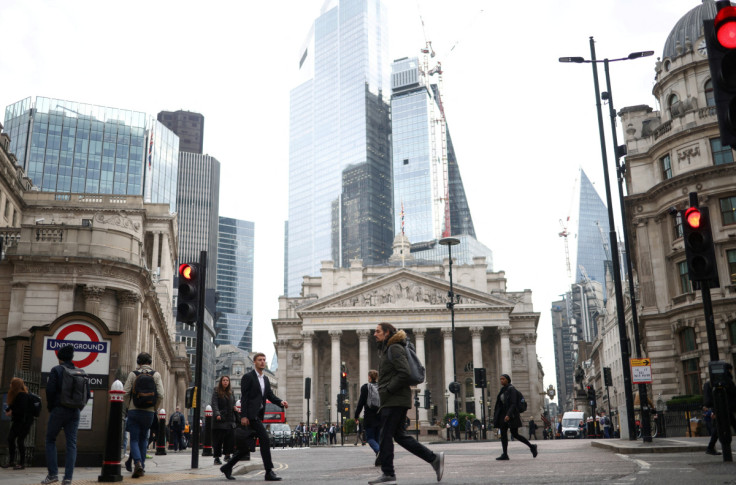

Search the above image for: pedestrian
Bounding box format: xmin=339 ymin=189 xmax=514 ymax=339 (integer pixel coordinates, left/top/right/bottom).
xmin=123 ymin=352 xmax=164 ymax=479
xmin=600 ymin=411 xmax=611 ymax=439
xmin=528 ymin=419 xmax=537 ymax=440
xmin=355 ymin=369 xmax=381 ymax=464
xmin=168 ymin=406 xmax=186 ymax=452
xmin=578 ymin=420 xmax=585 ymax=439
xmin=329 ymin=423 xmax=337 ymax=444
xmin=465 ymin=417 xmax=472 ymax=440
xmin=221 ymin=352 xmax=287 ymax=482
xmin=211 ymin=376 xmax=237 ymax=465
xmin=42 ymin=344 xmax=91 ymax=485
xmin=445 ymin=422 xmax=451 ymax=441
xmin=493 ymin=374 xmax=537 ymax=461
xmin=369 ymin=322 xmax=444 ymax=485
xmin=2 ymin=377 xmax=34 ymax=470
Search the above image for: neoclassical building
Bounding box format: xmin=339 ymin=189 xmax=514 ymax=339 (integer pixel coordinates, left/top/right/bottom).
xmin=272 ymin=237 xmax=542 ymax=429
xmin=618 ymin=0 xmax=736 ymax=403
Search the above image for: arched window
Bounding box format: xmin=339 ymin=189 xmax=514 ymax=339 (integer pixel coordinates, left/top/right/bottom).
xmin=668 ymin=93 xmax=679 ymax=107
xmin=705 ymin=79 xmax=716 ymax=107
xmin=668 ymin=93 xmax=681 ymax=117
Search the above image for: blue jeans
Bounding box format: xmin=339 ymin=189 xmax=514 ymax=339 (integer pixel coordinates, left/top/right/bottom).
xmin=46 ymin=407 xmax=81 ymax=480
xmin=126 ymin=410 xmax=155 ymax=467
xmin=365 ymin=424 xmax=380 ymax=454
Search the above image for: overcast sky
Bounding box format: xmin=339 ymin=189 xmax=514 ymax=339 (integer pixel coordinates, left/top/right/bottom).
xmin=1 ymin=0 xmax=702 ymax=402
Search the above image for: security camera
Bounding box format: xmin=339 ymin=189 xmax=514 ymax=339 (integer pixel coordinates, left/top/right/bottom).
xmin=667 ymin=207 xmax=678 ymax=216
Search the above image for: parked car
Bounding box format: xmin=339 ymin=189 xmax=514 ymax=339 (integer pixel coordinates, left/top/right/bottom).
xmin=268 ymin=423 xmax=292 ymax=447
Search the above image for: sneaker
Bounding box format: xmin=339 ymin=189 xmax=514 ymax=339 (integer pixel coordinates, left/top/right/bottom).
xmin=705 ymin=448 xmax=722 ymax=456
xmin=368 ymin=474 xmax=397 ymax=485
xmin=495 ymin=454 xmax=509 ymax=461
xmin=214 ymin=457 xmax=222 ymax=465
xmin=374 ymin=453 xmax=381 ymax=467
xmin=145 ymin=454 xmax=153 ymax=459
xmin=132 ymin=462 xmax=144 ymax=479
xmin=431 ymin=451 xmax=444 ymax=482
xmin=531 ymin=444 xmax=538 ymax=458
xmin=224 ymin=455 xmax=231 ymax=462
xmin=61 ymin=480 xmax=72 ymax=485
xmin=1 ymin=463 xmax=15 ymax=469
xmin=41 ymin=476 xmax=59 ymax=485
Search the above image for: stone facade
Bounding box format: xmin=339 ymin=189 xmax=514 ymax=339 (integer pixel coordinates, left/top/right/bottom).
xmin=272 ymin=257 xmax=541 ymax=430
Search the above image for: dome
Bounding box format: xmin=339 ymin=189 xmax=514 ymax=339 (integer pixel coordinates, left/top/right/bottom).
xmin=662 ymin=0 xmax=717 ymax=59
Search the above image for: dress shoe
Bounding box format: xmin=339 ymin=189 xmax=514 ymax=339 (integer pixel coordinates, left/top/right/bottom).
xmin=265 ymin=470 xmax=282 ymax=481
xmin=220 ymin=464 xmax=234 ymax=480
xmin=705 ymin=448 xmax=722 ymax=456
xmin=531 ymin=444 xmax=538 ymax=458
xmin=496 ymin=454 xmax=509 ymax=460
xmin=214 ymin=457 xmax=222 ymax=465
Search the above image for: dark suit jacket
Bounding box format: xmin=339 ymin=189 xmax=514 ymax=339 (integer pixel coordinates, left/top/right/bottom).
xmin=240 ymin=369 xmax=282 ymax=421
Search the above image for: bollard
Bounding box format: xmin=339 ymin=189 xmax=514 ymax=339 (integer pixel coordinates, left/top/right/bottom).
xmin=98 ymin=380 xmax=125 ymax=482
xmin=202 ymin=405 xmax=213 ymax=456
xmin=156 ymin=408 xmax=167 ymax=455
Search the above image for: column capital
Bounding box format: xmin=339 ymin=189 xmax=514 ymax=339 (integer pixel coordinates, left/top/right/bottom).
xmin=469 ymin=326 xmax=484 ymax=338
xmin=356 ymin=329 xmax=372 ymax=339
xmin=329 ymin=329 xmax=342 ymax=340
xmin=301 ymin=330 xmax=315 ymax=340
xmin=116 ymin=290 xmax=140 ymax=306
xmin=498 ymin=325 xmax=511 ymax=336
xmin=524 ymin=332 xmax=537 ymax=344
xmin=441 ymin=328 xmax=454 ymax=338
xmin=412 ymin=327 xmax=427 ymax=338
xmin=83 ymin=286 xmax=106 ymax=302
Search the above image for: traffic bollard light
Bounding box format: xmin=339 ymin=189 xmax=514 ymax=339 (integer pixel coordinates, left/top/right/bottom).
xmin=98 ymin=380 xmax=124 ymax=482
xmin=202 ymin=405 xmax=213 ymax=456
xmin=156 ymin=408 xmax=167 ymax=455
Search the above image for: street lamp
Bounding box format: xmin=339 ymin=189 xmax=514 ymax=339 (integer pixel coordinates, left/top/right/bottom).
xmin=559 ymin=38 xmax=654 ymax=442
xmin=439 ymin=236 xmax=461 ymax=419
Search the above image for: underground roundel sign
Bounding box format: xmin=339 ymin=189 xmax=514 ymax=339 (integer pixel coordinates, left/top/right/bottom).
xmin=42 ymin=320 xmax=111 ymax=389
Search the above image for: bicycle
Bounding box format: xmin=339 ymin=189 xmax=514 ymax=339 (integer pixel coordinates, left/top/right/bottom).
xmin=635 ymin=414 xmax=659 ymax=439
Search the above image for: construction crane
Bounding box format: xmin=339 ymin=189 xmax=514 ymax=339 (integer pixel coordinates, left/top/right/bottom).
xmin=595 ymin=220 xmax=612 ymax=261
xmin=559 ymin=217 xmax=572 ymax=281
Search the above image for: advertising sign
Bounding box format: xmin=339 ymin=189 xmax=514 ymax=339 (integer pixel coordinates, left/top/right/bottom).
xmin=42 ymin=320 xmax=111 ymax=389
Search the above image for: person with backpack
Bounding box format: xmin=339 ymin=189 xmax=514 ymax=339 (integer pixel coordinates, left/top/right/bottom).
xmin=211 ymin=376 xmax=236 ymax=465
xmin=355 ymin=370 xmax=381 ymax=463
xmin=369 ymin=323 xmax=444 ymax=485
xmin=123 ymin=352 xmax=164 ymax=479
xmin=2 ymin=377 xmax=35 ymax=470
xmin=43 ymin=344 xmax=91 ymax=485
xmin=169 ymin=406 xmax=186 ymax=452
xmin=493 ymin=373 xmax=537 ymax=461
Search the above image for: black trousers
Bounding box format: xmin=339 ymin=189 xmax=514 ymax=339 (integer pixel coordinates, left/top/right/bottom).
xmin=212 ymin=428 xmax=234 ymax=457
xmin=228 ymin=418 xmax=272 ymax=471
xmin=500 ymin=423 xmax=533 ymax=455
xmin=7 ymin=420 xmax=31 ymax=465
xmin=378 ymin=407 xmax=435 ymax=477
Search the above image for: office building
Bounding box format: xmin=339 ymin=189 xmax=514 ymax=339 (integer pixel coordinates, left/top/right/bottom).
xmin=3 ymin=97 xmax=178 ymax=212
xmin=551 ymin=298 xmax=575 ymax=411
xmin=216 ymin=217 xmax=254 ymax=353
xmin=287 ymin=0 xmax=393 ymax=296
xmin=575 ymin=169 xmax=611 ymax=296
xmin=157 ymin=110 xmax=204 ymax=155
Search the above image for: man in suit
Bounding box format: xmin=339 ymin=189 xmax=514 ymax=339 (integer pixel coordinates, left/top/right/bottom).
xmin=220 ymin=352 xmax=287 ymax=482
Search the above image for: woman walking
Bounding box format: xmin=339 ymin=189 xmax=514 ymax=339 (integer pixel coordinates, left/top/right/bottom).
xmin=3 ymin=377 xmax=34 ymax=470
xmin=211 ymin=376 xmax=236 ymax=465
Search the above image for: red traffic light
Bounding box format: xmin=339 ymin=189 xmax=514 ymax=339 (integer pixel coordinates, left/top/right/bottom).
xmin=716 ymin=6 xmax=736 ymax=49
xmin=685 ymin=207 xmax=701 ymax=229
xmin=341 ymin=372 xmax=347 ymax=378
xmin=179 ymin=263 xmax=197 ymax=280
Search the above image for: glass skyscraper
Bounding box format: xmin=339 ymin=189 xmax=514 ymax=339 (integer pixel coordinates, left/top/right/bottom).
xmin=216 ymin=217 xmax=254 ymax=353
xmin=575 ymin=169 xmax=610 ymax=294
xmin=3 ymin=97 xmax=178 ymax=212
xmin=287 ymin=0 xmax=393 ymax=296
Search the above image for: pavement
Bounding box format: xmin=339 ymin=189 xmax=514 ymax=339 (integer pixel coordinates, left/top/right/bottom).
xmin=0 ymin=451 xmax=263 ymax=485
xmin=590 ymin=436 xmax=711 ymax=454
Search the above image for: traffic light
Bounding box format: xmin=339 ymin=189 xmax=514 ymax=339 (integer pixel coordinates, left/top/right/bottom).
xmin=682 ymin=206 xmax=720 ymax=283
xmin=337 ymin=393 xmax=344 ymax=410
xmin=424 ymin=390 xmax=431 ymax=410
xmin=177 ymin=263 xmax=200 ymax=323
xmin=340 ymin=369 xmax=348 ymax=391
xmin=474 ymin=367 xmax=486 ymax=388
xmin=587 ymin=385 xmax=596 ymax=407
xmin=603 ymin=367 xmax=613 ymax=387
xmin=704 ymin=3 xmax=736 ymax=146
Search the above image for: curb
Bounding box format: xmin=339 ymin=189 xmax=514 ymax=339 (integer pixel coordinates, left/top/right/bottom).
xmin=591 ymin=440 xmax=708 ymax=454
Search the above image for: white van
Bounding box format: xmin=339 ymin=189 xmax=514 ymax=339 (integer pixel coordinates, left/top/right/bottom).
xmin=561 ymin=411 xmax=585 ymax=438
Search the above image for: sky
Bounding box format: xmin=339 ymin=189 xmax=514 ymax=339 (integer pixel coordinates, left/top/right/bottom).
xmin=0 ymin=0 xmax=704 ymax=403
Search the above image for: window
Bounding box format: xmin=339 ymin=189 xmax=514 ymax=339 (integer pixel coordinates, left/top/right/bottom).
xmin=720 ymin=196 xmax=736 ymax=225
xmin=679 ymin=261 xmax=692 ymax=293
xmin=705 ymin=79 xmax=716 ymax=107
xmin=728 ymin=249 xmax=736 ymax=284
xmin=662 ymin=154 xmax=672 ymax=180
xmin=674 ymin=212 xmax=683 ymax=239
xmin=682 ymin=358 xmax=701 ymax=395
xmin=668 ymin=93 xmax=680 ymax=116
xmin=729 ymin=320 xmax=736 ymax=344
xmin=710 ymin=138 xmax=734 ymax=166
xmin=680 ymin=327 xmax=697 ymax=352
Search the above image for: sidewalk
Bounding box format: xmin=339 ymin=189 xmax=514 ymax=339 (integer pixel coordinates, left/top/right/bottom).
xmin=591 ymin=436 xmax=710 ymax=454
xmin=0 ymin=451 xmax=262 ymax=485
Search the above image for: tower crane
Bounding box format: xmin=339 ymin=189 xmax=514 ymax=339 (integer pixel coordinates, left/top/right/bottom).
xmin=559 ymin=217 xmax=572 ymax=281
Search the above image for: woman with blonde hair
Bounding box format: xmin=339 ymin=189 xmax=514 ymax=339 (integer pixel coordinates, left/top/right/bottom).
xmin=2 ymin=377 xmax=34 ymax=470
xmin=211 ymin=375 xmax=237 ymax=465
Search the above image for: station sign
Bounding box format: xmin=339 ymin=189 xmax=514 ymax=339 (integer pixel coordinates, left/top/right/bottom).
xmin=41 ymin=320 xmax=111 ymax=388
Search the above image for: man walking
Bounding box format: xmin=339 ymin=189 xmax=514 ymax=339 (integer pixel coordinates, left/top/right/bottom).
xmin=169 ymin=406 xmax=186 ymax=452
xmin=123 ymin=352 xmax=164 ymax=478
xmin=355 ymin=370 xmax=381 ymax=463
xmin=493 ymin=374 xmax=537 ymax=461
xmin=43 ymin=344 xmax=90 ymax=485
xmin=221 ymin=352 xmax=287 ymax=482
xmin=369 ymin=322 xmax=444 ymax=485
xmin=528 ymin=418 xmax=537 ymax=440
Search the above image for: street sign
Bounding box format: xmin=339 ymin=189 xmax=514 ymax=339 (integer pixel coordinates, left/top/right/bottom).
xmin=42 ymin=320 xmax=111 ymax=388
xmin=631 ymin=358 xmax=653 ymax=384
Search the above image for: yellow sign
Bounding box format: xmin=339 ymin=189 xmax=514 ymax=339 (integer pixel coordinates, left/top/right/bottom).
xmin=631 ymin=358 xmax=651 ymax=366
xmin=630 ymin=358 xmax=652 ymax=384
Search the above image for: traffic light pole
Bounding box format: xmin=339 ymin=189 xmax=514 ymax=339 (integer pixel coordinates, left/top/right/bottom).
xmin=191 ymin=250 xmax=207 ymax=469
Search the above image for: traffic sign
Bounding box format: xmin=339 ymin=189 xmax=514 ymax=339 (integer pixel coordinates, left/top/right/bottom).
xmin=631 ymin=358 xmax=653 ymax=384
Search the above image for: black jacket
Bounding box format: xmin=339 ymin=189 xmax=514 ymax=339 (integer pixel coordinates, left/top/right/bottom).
xmin=8 ymin=392 xmax=32 ymax=424
xmin=354 ymin=383 xmax=380 ymax=428
xmin=46 ymin=362 xmax=90 ymax=411
xmin=240 ymin=369 xmax=282 ymax=421
xmin=211 ymin=389 xmax=236 ymax=430
xmin=493 ymin=384 xmax=522 ymax=428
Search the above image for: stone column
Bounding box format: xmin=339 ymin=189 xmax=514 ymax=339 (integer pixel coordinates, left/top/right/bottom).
xmin=176 ymin=371 xmax=187 ymax=410
xmin=276 ymin=338 xmax=289 ymax=415
xmin=414 ymin=328 xmax=429 ymax=425
xmin=357 ymin=329 xmax=371 ymax=388
xmin=302 ymin=330 xmax=314 ymax=423
xmin=83 ymin=286 xmax=105 ymax=316
xmin=151 ymin=232 xmax=160 ymax=271
xmin=329 ymin=330 xmax=342 ymax=424
xmin=526 ymin=332 xmax=540 ymax=415
xmin=57 ymin=284 xmax=75 ymax=315
xmin=442 ymin=328 xmax=454 ymax=415
xmin=7 ymin=282 xmax=28 ymax=337
xmin=117 ymin=290 xmax=141 ymax=376
xmin=470 ymin=326 xmax=484 ymax=413
xmin=499 ymin=326 xmax=512 ymax=381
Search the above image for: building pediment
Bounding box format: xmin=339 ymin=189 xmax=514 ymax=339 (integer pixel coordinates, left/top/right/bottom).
xmin=297 ymin=268 xmax=514 ymax=314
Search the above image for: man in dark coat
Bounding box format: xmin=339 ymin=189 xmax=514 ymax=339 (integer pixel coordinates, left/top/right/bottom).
xmin=220 ymin=352 xmax=287 ymax=482
xmin=493 ymin=374 xmax=537 ymax=460
xmin=369 ymin=322 xmax=444 ymax=485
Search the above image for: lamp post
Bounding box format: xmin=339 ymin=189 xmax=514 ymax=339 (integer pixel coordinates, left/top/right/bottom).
xmin=439 ymin=237 xmax=461 ymax=419
xmin=559 ymin=38 xmax=654 ymax=442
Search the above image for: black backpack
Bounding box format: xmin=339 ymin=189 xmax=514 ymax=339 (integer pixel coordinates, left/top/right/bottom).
xmin=131 ymin=369 xmax=158 ymax=408
xmin=516 ymin=388 xmax=527 ymax=414
xmin=60 ymin=366 xmax=90 ymax=410
xmin=28 ymin=392 xmax=42 ymax=417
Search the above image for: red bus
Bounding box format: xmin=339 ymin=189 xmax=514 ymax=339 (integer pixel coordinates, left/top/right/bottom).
xmin=263 ymin=400 xmax=286 ymax=424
